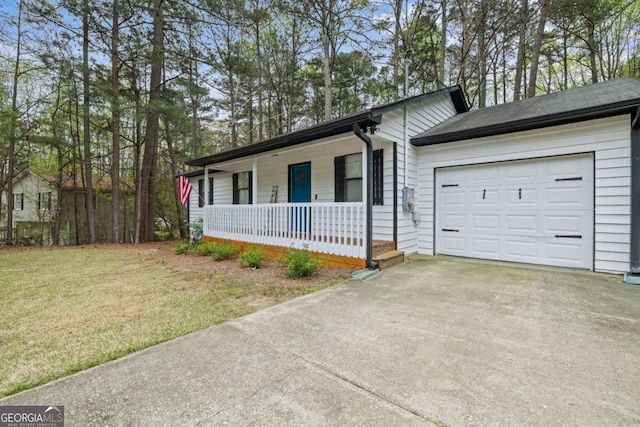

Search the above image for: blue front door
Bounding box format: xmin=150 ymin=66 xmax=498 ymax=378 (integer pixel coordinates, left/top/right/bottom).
xmin=289 ymin=163 xmax=311 ymax=233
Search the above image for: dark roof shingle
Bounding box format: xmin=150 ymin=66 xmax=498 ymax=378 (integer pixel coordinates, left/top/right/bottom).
xmin=412 ymin=77 xmax=640 ymax=146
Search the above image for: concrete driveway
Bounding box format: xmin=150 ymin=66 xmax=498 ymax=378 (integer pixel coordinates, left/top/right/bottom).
xmin=2 ymin=256 xmax=640 ymax=426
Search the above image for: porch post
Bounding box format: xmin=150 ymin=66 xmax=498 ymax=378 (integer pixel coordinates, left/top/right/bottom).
xmin=252 ymin=159 xmax=258 ymax=204
xmin=204 ymin=167 xmax=209 ymax=206
xmin=252 ymin=159 xmax=258 ymax=236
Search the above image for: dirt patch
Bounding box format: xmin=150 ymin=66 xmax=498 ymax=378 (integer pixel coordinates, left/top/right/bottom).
xmin=0 ymin=241 xmax=356 ymax=287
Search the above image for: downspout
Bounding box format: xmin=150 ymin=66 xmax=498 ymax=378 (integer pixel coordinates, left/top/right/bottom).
xmin=626 ymin=107 xmax=640 ymax=281
xmin=393 ymin=142 xmax=398 ymax=245
xmin=353 ymin=123 xmax=378 ymax=269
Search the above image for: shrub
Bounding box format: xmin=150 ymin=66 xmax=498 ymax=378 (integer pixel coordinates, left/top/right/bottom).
xmin=281 ymin=249 xmax=324 ymax=277
xmin=238 ymin=247 xmax=267 ymax=269
xmin=189 ymin=218 xmax=203 ymax=246
xmin=211 ymin=243 xmax=237 ymax=261
xmin=173 ymin=242 xmax=191 ymax=255
xmin=193 ymin=242 xmax=217 ymax=256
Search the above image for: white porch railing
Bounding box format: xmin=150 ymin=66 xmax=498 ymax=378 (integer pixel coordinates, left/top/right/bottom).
xmin=203 ymin=202 xmax=365 ymax=258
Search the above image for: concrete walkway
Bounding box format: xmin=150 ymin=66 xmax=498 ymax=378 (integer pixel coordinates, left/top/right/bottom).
xmin=3 ymin=256 xmax=640 ymax=426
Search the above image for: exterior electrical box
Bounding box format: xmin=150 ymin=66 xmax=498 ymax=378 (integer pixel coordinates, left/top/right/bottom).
xmin=402 ymin=187 xmax=415 ymax=212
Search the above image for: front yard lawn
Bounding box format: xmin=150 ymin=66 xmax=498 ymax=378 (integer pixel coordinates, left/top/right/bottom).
xmin=0 ymin=242 xmax=353 ymax=397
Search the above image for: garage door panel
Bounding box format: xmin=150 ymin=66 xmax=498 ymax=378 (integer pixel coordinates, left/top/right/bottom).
xmin=442 ymin=190 xmax=466 ymax=207
xmin=545 ymin=214 xmax=586 ymax=235
xmin=543 ymin=155 xmax=590 ymax=180
xmin=546 ymin=185 xmax=586 ymax=207
xmin=441 ymin=234 xmax=466 ymax=253
xmin=506 ymin=188 xmax=538 ymax=207
xmin=505 ymin=239 xmax=538 ymax=259
xmin=545 ymin=241 xmax=585 ymax=266
xmin=506 ymin=214 xmax=537 ymax=234
xmin=436 ymin=154 xmax=594 ymax=269
xmin=472 ymin=189 xmax=499 ymax=206
xmin=442 ymin=213 xmax=466 ymax=230
xmin=505 ymin=162 xmax=538 ymax=183
xmin=472 ymin=167 xmax=500 ymax=185
xmin=471 ymin=239 xmax=500 ymax=258
xmin=472 ymin=214 xmax=500 ymax=232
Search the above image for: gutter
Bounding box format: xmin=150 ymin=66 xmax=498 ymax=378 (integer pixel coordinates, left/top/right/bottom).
xmin=353 ymin=123 xmax=378 ymax=269
xmin=625 ymin=107 xmax=640 ymax=284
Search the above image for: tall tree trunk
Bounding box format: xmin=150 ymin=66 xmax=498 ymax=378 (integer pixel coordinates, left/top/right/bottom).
xmin=111 ymin=0 xmax=120 ymax=243
xmin=322 ymin=23 xmax=332 ymax=121
xmin=527 ymin=0 xmax=550 ymax=98
xmin=438 ymin=0 xmax=448 ymax=89
xmin=587 ymin=20 xmax=598 ymax=83
xmin=393 ymin=0 xmax=402 ymax=98
xmin=83 ymin=0 xmax=96 ymax=243
xmin=563 ymin=28 xmax=568 ymax=89
xmin=477 ymin=2 xmax=487 ymax=108
xmin=514 ymin=0 xmax=528 ymax=101
xmin=136 ymin=0 xmax=164 ymax=243
xmin=6 ymin=0 xmax=23 ymax=245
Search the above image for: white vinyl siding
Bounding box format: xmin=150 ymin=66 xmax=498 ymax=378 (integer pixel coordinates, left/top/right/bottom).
xmin=416 ymin=115 xmax=631 ymax=274
xmin=374 ymin=93 xmax=459 ymax=254
xmin=194 ymin=92 xmax=460 ymax=251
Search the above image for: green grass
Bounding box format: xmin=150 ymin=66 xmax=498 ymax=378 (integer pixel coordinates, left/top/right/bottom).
xmin=0 ymin=245 xmax=342 ymax=397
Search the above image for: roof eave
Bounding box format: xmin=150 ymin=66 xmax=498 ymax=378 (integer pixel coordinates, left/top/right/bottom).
xmin=411 ymin=100 xmax=640 ymax=146
xmin=186 ymin=113 xmax=381 ymax=167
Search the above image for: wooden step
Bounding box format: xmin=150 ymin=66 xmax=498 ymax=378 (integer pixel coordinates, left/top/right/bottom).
xmin=373 ymin=240 xmax=396 ymax=257
xmin=373 ymin=250 xmax=405 ymax=270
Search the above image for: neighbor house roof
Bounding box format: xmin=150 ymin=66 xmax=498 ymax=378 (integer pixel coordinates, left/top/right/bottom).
xmin=13 ymin=169 xmax=134 ymax=193
xmin=186 ymin=85 xmax=467 ymax=167
xmin=411 ymin=77 xmax=640 ymax=146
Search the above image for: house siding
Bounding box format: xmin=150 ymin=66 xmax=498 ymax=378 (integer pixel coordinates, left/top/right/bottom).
xmin=416 ymin=115 xmax=632 ymax=274
xmin=192 ymin=91 xmax=460 ymax=254
xmin=375 ymin=92 xmax=459 ymax=254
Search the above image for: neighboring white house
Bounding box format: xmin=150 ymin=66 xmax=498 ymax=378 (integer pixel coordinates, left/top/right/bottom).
xmin=1 ymin=169 xmax=135 ymax=245
xmin=185 ymin=77 xmax=640 ymax=275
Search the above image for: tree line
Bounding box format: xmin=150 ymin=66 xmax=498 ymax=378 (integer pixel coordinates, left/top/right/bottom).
xmin=0 ymin=0 xmax=638 ymax=244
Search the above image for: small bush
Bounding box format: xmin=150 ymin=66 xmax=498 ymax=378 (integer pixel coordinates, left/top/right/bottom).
xmin=211 ymin=243 xmax=237 ymax=261
xmin=173 ymin=242 xmax=191 ymax=255
xmin=239 ymin=247 xmax=267 ymax=269
xmin=189 ymin=218 xmax=203 ymax=246
xmin=281 ymin=249 xmax=324 ymax=277
xmin=193 ymin=242 xmax=217 ymax=256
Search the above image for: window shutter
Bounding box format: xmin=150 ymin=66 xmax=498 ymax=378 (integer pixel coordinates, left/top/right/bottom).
xmin=248 ymin=172 xmax=253 ymax=204
xmin=198 ymin=179 xmax=204 ymax=207
xmin=232 ymin=174 xmax=239 ymax=204
xmin=373 ymin=149 xmax=384 ymax=206
xmin=38 ymin=193 xmax=42 ymax=210
xmin=208 ymin=177 xmax=214 ymax=205
xmin=334 ymin=156 xmax=346 ymax=202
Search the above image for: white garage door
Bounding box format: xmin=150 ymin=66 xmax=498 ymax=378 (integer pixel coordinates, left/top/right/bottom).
xmin=436 ymin=154 xmax=594 ymax=269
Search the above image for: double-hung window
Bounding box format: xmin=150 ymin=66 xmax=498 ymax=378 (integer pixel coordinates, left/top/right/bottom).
xmin=233 ymin=171 xmax=253 ymax=204
xmin=14 ymin=193 xmax=24 ymax=210
xmin=38 ymin=192 xmax=51 ymax=210
xmin=334 ymin=150 xmax=384 ymax=205
xmin=197 ymin=179 xmax=204 ymax=207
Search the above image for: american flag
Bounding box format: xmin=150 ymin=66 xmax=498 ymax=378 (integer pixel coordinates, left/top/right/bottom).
xmin=177 ymin=174 xmax=192 ymax=205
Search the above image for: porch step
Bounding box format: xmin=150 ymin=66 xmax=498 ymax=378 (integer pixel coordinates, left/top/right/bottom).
xmin=373 ymin=250 xmax=405 ymax=270
xmin=373 ymin=240 xmax=396 ymax=257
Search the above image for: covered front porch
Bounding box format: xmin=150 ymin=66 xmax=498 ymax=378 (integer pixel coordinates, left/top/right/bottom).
xmin=204 ymin=202 xmax=366 ymax=264
xmin=202 ymin=202 xmax=400 ymax=269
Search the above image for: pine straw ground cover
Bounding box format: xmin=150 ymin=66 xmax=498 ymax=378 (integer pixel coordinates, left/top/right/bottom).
xmin=0 ymin=242 xmax=354 ymax=397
